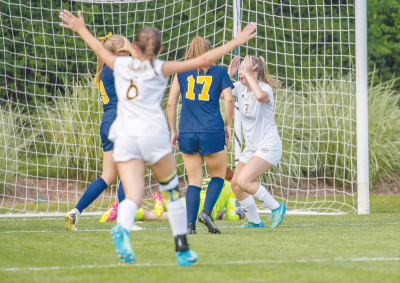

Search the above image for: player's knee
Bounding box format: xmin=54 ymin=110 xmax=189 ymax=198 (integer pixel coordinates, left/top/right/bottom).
xmin=230 ymin=178 xmax=240 ymax=193
xmin=237 ymin=175 xmax=251 ymax=191
xmin=158 ymin=171 xmax=181 ymax=202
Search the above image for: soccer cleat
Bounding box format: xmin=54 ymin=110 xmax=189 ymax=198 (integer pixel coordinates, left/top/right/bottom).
xmin=176 ymin=250 xmax=198 ymax=266
xmin=110 ymin=223 xmax=135 ymax=264
xmin=65 ymin=208 xmax=80 ymax=231
xmin=236 ymin=208 xmax=246 ymax=220
xmin=100 ymin=202 xmax=119 ymax=223
xmin=152 ymin=192 xmax=164 ymax=217
xmin=198 ymin=210 xmax=221 ymax=234
xmin=238 ymin=221 xmax=265 ymax=228
xmin=270 ymin=202 xmax=287 ymax=228
xmin=187 ymin=223 xmax=196 ymax=234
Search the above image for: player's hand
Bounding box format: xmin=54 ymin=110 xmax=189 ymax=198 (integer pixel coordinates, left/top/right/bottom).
xmin=224 ymin=125 xmax=231 ymax=146
xmin=118 ymin=38 xmax=135 ymax=55
xmin=243 ymin=55 xmax=257 ymax=75
xmin=59 ymin=10 xmax=86 ymax=34
xmin=228 ymin=55 xmax=240 ymax=77
xmin=171 ymin=132 xmax=179 ymax=150
xmin=234 ymin=23 xmax=257 ymax=45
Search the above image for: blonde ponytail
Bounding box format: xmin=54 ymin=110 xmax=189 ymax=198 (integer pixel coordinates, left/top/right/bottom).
xmin=93 ymin=34 xmax=125 ymax=86
xmin=185 ymin=36 xmax=214 ymax=74
xmin=252 ymin=56 xmax=280 ymax=89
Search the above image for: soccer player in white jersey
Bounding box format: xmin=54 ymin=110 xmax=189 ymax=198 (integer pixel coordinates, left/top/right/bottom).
xmin=227 ymin=54 xmax=287 ymax=228
xmin=59 ymin=10 xmax=256 ymax=266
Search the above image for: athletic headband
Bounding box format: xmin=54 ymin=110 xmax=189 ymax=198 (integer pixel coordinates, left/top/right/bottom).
xmin=99 ymin=31 xmax=112 ymax=41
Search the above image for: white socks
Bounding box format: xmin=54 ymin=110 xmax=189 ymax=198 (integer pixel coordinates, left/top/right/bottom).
xmin=117 ymin=199 xmax=138 ymax=232
xmin=239 ymin=195 xmax=261 ymax=224
xmin=166 ymin=199 xmax=187 ymax=236
xmin=253 ymin=184 xmax=279 ymax=211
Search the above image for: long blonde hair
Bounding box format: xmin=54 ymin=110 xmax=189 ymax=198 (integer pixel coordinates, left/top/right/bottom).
xmin=94 ymin=34 xmax=125 ymax=86
xmin=252 ymin=56 xmax=280 ymax=89
xmin=185 ymin=36 xmax=214 ymax=73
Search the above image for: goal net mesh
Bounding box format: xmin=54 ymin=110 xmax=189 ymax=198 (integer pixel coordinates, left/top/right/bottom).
xmin=0 ymin=0 xmax=356 ymax=215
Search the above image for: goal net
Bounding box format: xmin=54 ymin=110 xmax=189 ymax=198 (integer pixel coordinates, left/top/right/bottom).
xmin=0 ymin=0 xmax=356 ymax=215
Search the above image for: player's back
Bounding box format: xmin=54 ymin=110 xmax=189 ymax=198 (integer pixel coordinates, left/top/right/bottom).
xmin=109 ymin=57 xmax=170 ymax=141
xmin=177 ymin=65 xmax=232 ymax=133
xmin=99 ymin=65 xmax=118 ymax=122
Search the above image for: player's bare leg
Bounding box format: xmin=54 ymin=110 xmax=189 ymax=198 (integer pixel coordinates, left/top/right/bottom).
xmin=151 ymin=152 xmax=198 ymax=266
xmin=234 ymin=156 xmax=286 ymax=228
xmin=110 ymin=159 xmax=145 ymax=264
xmin=180 ymin=152 xmax=203 ymax=234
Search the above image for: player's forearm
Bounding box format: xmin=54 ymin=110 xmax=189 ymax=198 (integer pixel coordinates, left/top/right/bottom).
xmin=77 ymin=27 xmax=117 ymax=70
xmin=224 ymin=94 xmax=234 ymax=128
xmin=200 ymin=39 xmax=242 ymax=67
xmin=245 ymin=73 xmax=269 ymax=102
xmin=167 ymin=100 xmax=178 ymax=134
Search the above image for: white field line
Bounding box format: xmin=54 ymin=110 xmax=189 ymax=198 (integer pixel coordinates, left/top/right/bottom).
xmin=0 ymin=210 xmax=346 ymax=218
xmin=1 ymin=222 xmax=399 ymax=234
xmin=1 ymin=257 xmax=399 ymax=272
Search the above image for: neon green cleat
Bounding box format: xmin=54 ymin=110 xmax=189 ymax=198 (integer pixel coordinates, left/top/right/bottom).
xmin=270 ymin=202 xmax=286 ymax=228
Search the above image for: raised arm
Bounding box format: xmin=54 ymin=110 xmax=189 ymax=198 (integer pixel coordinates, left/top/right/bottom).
xmin=162 ymin=23 xmax=257 ymax=77
xmin=243 ymin=55 xmax=270 ymax=103
xmin=167 ymin=75 xmax=181 ymax=150
xmin=222 ymin=87 xmax=234 ymax=145
xmin=59 ymin=10 xmax=117 ymax=70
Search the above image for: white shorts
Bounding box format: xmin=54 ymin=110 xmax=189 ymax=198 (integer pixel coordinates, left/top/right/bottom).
xmin=239 ymin=146 xmax=282 ymax=166
xmin=112 ymin=136 xmax=172 ymax=165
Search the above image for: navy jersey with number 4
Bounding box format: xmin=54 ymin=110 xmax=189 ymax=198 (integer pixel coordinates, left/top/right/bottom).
xmin=99 ymin=65 xmax=118 ymax=123
xmin=177 ymin=65 xmax=234 ymax=133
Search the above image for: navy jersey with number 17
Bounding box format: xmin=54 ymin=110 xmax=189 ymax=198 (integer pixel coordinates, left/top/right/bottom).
xmin=177 ymin=65 xmax=234 ymax=133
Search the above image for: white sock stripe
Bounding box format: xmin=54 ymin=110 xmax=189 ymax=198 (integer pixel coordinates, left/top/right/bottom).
xmin=1 ymin=257 xmax=399 ymax=271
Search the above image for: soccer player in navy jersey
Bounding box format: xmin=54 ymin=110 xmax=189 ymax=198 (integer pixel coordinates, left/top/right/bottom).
xmin=167 ymin=36 xmax=235 ymax=234
xmin=65 ymin=33 xmax=129 ymax=231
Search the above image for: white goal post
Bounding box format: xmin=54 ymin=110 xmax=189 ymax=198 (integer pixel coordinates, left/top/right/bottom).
xmin=0 ymin=0 xmax=368 ymax=216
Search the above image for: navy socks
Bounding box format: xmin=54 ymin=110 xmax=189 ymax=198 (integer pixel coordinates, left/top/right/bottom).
xmin=75 ymin=178 xmax=108 ymax=213
xmin=203 ymin=177 xmax=225 ymax=215
xmin=185 ymin=185 xmax=202 ymax=225
xmin=118 ymin=180 xmax=125 ymax=202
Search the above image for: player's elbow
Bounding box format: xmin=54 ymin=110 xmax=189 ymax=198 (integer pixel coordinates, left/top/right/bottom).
xmin=167 ymin=98 xmax=177 ymax=109
xmin=256 ymin=91 xmax=270 ymax=103
xmin=225 ymin=95 xmax=234 ymax=104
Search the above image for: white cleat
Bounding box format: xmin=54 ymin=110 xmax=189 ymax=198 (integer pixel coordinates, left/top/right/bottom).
xmin=65 ymin=208 xmax=80 ymax=231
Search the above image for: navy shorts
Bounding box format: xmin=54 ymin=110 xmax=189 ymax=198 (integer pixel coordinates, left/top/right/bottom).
xmin=178 ymin=131 xmax=225 ymax=156
xmin=100 ymin=121 xmax=114 ymax=152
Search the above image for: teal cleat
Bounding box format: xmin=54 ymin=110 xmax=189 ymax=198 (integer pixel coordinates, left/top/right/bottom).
xmin=110 ymin=223 xmax=135 ymax=264
xmin=176 ymin=250 xmax=198 ymax=266
xmin=270 ymin=202 xmax=286 ymax=228
xmin=239 ymin=221 xmax=265 ymax=228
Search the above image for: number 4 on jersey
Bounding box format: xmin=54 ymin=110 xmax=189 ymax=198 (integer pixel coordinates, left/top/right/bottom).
xmin=185 ymin=75 xmax=212 ymax=101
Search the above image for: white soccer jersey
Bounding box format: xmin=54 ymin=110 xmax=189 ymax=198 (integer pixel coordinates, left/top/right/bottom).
xmin=108 ymin=57 xmax=170 ymax=141
xmin=232 ymin=81 xmax=281 ymax=151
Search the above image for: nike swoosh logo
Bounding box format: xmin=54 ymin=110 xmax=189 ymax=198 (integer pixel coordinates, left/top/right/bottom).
xmin=187 ymin=257 xmax=195 ymax=261
xmin=279 ymin=206 xmax=283 ymax=215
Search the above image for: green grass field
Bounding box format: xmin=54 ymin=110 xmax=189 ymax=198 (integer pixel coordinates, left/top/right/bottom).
xmin=0 ymin=196 xmax=399 ymax=283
